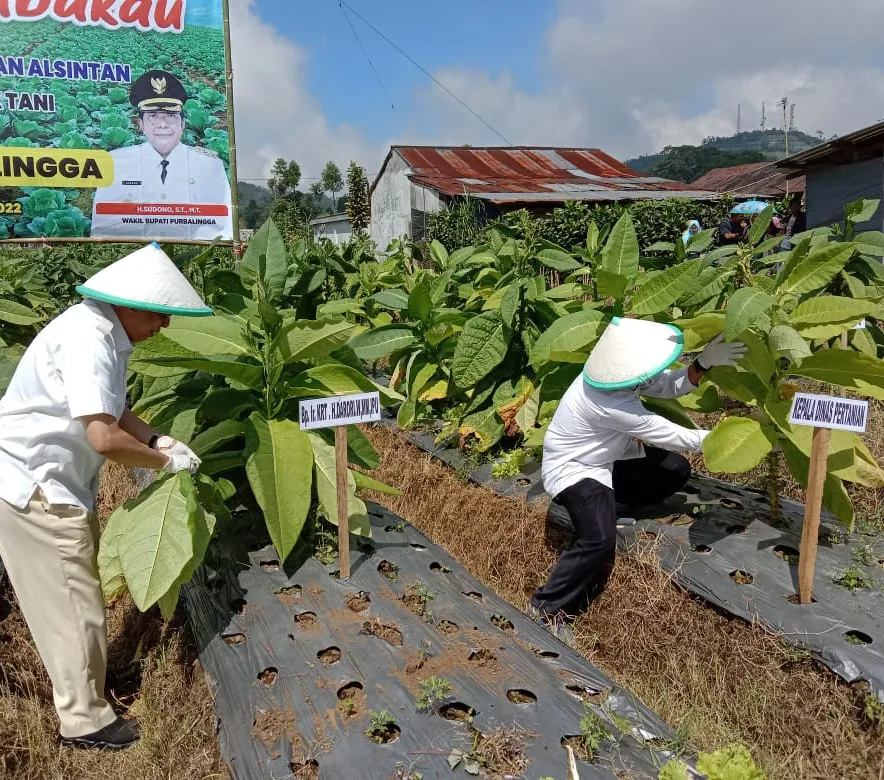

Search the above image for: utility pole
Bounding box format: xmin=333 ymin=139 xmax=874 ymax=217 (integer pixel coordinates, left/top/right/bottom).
xmin=737 ymin=103 xmax=741 ymax=134
xmin=761 ymin=101 xmax=766 ymax=131
xmin=779 ymin=97 xmax=790 ymax=157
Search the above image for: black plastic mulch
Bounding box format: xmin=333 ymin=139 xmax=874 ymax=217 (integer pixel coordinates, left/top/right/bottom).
xmin=181 ymin=505 xmax=699 ymax=780
xmin=385 ymin=419 xmax=884 ymax=704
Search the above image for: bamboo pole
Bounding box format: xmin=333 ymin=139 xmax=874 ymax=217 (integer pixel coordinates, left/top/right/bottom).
xmin=798 ymin=427 xmax=830 ymax=604
xmin=221 ymin=0 xmax=243 ymax=260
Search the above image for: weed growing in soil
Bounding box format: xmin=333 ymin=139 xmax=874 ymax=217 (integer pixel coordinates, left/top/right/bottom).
xmin=491 ymin=448 xmax=527 ymax=479
xmin=338 ymin=698 xmax=357 ymax=717
xmin=864 ymin=695 xmax=884 ymax=733
xmin=416 ymin=675 xmax=453 ymax=710
xmin=852 ymin=541 xmax=882 ymax=568
xmin=365 ymin=709 xmax=398 ymax=743
xmin=580 ymin=706 xmax=611 ymax=759
xmin=832 ymin=565 xmax=874 ymax=591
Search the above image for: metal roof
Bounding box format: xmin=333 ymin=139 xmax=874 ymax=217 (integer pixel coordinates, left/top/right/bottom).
xmin=776 ymin=121 xmax=884 ymax=169
xmin=372 ymin=146 xmax=718 ymax=204
xmin=690 ymin=161 xmax=805 ymax=198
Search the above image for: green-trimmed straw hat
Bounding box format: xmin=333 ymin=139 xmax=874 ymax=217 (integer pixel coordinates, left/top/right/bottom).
xmin=583 ymin=316 xmax=683 ymax=390
xmin=76 ymin=242 xmax=213 ymax=316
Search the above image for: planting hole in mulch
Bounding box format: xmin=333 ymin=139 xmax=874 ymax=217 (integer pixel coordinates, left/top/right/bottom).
xmin=507 ymin=689 xmax=537 ymax=704
xmin=317 ymin=646 xmax=341 ymax=664
xmin=231 ymin=599 xmax=247 ymax=615
xmin=774 ymin=545 xmax=800 ymax=563
xmin=277 ymin=584 xmax=302 ymax=606
xmin=565 ymin=684 xmax=610 ymax=705
xmin=787 ymin=593 xmax=818 ymax=604
xmin=257 ymin=667 xmax=278 ymax=686
xmin=260 ymin=559 xmax=280 ymax=571
xmin=410 ymin=543 xmax=427 ymax=551
xmin=366 ymin=720 xmax=400 ymax=745
xmin=637 ymin=531 xmax=657 ymax=541
xmin=516 ymin=478 xmax=531 ymax=487
xmin=562 ymin=735 xmax=594 ymax=763
xmin=727 ymin=524 xmax=749 ymax=534
xmin=667 ymin=514 xmax=694 ymax=527
xmin=290 ymin=758 xmax=319 ymax=779
xmin=252 ymin=708 xmax=298 ymax=754
xmin=463 ymin=590 xmax=483 ymax=602
xmin=429 ymin=561 xmax=452 ymax=573
xmin=384 ymin=524 xmax=405 ymax=533
xmin=294 ymin=611 xmax=319 ymax=631
xmin=535 ymin=648 xmax=559 ymax=660
xmin=336 ymin=681 xmax=366 ymax=719
xmin=844 ymin=630 xmax=873 ymax=646
xmin=436 ymin=619 xmax=459 ymax=635
xmin=346 ymin=591 xmax=372 ymax=613
xmin=360 ymin=618 xmax=403 ymax=647
xmin=439 ymin=702 xmax=476 ymax=721
xmin=468 ymin=648 xmax=497 ymax=666
xmin=222 ymin=633 xmax=246 ymax=645
xmin=378 ymin=560 xmax=399 ymax=582
xmin=490 ymin=614 xmax=515 ymax=633
xmin=691 ymin=544 xmax=712 ymax=554
xmin=730 ymin=570 xmax=754 ymax=585
xmin=720 ymin=499 xmax=743 ymax=510
xmin=682 ymin=485 xmax=700 ymax=495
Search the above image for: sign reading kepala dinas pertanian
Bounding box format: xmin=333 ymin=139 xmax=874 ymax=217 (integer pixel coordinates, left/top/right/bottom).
xmin=788 ymin=392 xmax=869 ymax=434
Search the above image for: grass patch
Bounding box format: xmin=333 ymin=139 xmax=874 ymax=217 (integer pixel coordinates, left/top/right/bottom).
xmin=361 ymin=424 xmax=884 ymax=779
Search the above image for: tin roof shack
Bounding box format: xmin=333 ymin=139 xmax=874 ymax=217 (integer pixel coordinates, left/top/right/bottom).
xmin=310 ymin=212 xmax=352 ymax=246
xmin=369 ymin=145 xmax=717 ymax=251
xmin=776 ymin=121 xmax=884 ymax=230
xmin=691 ymin=161 xmax=805 ymax=199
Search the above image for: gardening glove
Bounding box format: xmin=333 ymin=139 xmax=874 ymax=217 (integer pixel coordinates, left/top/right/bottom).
xmin=697 ymin=334 xmax=747 ymax=370
xmin=155 ymin=436 xmax=201 ymax=474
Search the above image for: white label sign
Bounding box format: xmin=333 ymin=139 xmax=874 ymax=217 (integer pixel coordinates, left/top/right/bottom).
xmin=299 ymin=392 xmax=381 ymax=430
xmin=788 ymin=392 xmax=869 ymax=433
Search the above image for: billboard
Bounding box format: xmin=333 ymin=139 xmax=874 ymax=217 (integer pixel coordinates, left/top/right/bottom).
xmin=0 ymin=0 xmax=233 ymax=242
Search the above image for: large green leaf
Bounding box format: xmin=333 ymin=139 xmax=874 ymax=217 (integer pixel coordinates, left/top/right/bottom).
xmin=707 ymin=366 xmax=769 ymax=405
xmin=600 ymin=212 xmax=640 ymax=287
xmin=271 ymin=319 xmax=358 ymax=364
xmin=141 ymin=355 xmax=263 ymax=390
xmin=370 ymin=289 xmax=410 ymax=310
xmin=352 ymin=469 xmax=403 ymax=496
xmin=780 ymin=439 xmax=854 ymax=526
xmin=458 ymin=405 xmax=504 ymax=452
xmin=0 ymin=347 xmax=23 ymax=393
xmin=408 ymin=281 xmax=432 ymax=323
xmin=529 ymin=311 xmax=607 ymax=369
xmin=500 ymin=283 xmax=521 ymax=330
xmin=537 ymin=248 xmax=582 ymax=272
xmin=724 ymin=287 xmax=773 ymax=340
xmin=190 ymin=419 xmax=246 ymax=456
xmin=240 ymin=218 xmax=288 ymax=301
xmin=98 ymin=497 xmax=135 ymax=602
xmin=631 ymin=259 xmax=701 ymax=315
xmin=117 ymin=473 xmax=200 ymax=612
xmin=245 ymin=414 xmax=314 ymax=561
xmin=674 ymin=313 xmax=725 ymax=351
xmin=676 ymin=384 xmax=722 ymax=413
xmin=641 ymin=397 xmax=697 ymax=429
xmin=198 ymin=388 xmax=258 ymax=421
xmin=161 ymin=315 xmax=251 ymax=357
xmin=747 ymin=204 xmax=775 ymax=246
xmin=200 ymin=450 xmax=246 ymax=476
xmin=778 ymin=243 xmax=856 ymax=295
xmin=790 ymin=349 xmax=884 ymax=400
xmin=680 ymin=267 xmax=734 ymax=308
xmin=451 ymin=311 xmax=509 ymax=389
xmin=305 ymin=431 xmax=370 ymax=537
xmin=738 ymin=331 xmax=776 ymax=385
xmin=788 ymin=296 xmax=881 ymax=339
xmin=702 ymin=417 xmax=775 ymax=473
xmin=854 ymin=230 xmax=884 ymax=257
xmin=0 ymin=298 xmax=41 ymax=325
xmin=846 ymin=198 xmax=880 ymax=225
xmin=349 ymin=325 xmax=416 ymax=360
xmin=287 ymin=363 xmax=402 ymax=405
xmin=768 ymin=325 xmax=811 ymax=364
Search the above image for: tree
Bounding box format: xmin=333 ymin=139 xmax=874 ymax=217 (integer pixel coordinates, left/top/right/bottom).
xmin=345 ymin=161 xmax=370 ymax=235
xmin=321 ymin=161 xmax=343 ymax=206
xmin=308 ymin=181 xmax=327 ymax=214
xmin=268 ymin=158 xmax=301 ymax=199
xmin=649 ymin=146 xmax=766 ymax=183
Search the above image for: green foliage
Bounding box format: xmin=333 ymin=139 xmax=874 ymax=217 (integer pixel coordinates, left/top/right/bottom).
xmin=425 ymin=196 xmax=487 ymax=249
xmin=490 ymin=448 xmax=527 ymax=478
xmin=578 ymin=706 xmax=610 ymax=759
xmin=695 ymin=744 xmax=766 ymax=780
xmin=365 ymin=709 xmax=396 ymax=743
xmin=345 ymin=161 xmax=371 ymax=235
xmin=648 ymin=145 xmax=767 ymax=183
xmin=416 ymin=675 xmax=453 ymax=710
xmin=832 ymin=565 xmax=874 ymax=591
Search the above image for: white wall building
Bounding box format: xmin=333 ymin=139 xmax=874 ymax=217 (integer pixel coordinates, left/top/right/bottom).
xmin=310 ymin=213 xmax=352 ymax=246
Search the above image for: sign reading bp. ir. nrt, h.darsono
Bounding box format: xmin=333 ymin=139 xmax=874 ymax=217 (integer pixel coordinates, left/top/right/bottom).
xmin=0 ymin=0 xmax=232 ymax=242
xmin=299 ymin=392 xmax=382 ymax=431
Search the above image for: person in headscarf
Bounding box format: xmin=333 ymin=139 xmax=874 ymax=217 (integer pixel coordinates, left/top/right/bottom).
xmin=681 ymin=219 xmax=701 ymax=247
xmin=527 ymin=318 xmax=745 ymax=644
xmin=0 ymin=243 xmax=210 ymax=751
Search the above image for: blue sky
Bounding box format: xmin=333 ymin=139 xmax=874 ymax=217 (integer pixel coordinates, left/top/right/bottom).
xmin=230 ymin=0 xmax=884 ymax=183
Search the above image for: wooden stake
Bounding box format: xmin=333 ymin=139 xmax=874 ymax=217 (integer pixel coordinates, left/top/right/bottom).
xmin=334 ymin=425 xmax=351 ymax=580
xmin=221 ymin=0 xmax=243 ymax=259
xmin=798 ymin=426 xmax=831 ymax=603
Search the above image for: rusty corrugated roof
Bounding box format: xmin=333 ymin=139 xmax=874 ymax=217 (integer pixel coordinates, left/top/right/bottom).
xmin=691 ymin=162 xmax=805 ymax=197
xmin=375 ymin=146 xmax=717 ymax=203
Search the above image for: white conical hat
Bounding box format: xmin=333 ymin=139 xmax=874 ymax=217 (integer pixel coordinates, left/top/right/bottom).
xmin=76 ymin=242 xmax=212 ymax=316
xmin=583 ymin=316 xmax=683 ymax=390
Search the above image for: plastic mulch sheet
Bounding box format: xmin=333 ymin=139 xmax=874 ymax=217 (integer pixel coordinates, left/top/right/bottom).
xmin=182 ymin=504 xmax=699 ymax=780
xmin=386 ymin=418 xmax=884 ymax=704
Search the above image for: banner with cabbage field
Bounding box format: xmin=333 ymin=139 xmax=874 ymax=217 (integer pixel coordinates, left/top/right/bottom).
xmin=0 ymin=0 xmax=233 ymax=242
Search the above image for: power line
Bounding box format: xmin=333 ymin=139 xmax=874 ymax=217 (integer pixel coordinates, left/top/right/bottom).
xmin=335 ymin=0 xmax=513 ymax=145
xmin=338 ymin=1 xmax=395 ymax=111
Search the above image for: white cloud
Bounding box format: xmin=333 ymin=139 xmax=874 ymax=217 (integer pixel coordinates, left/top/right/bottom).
xmin=228 ymin=0 xmax=380 ymax=183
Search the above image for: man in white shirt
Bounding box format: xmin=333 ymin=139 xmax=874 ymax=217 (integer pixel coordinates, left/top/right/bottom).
xmin=528 ymin=318 xmax=745 ymax=644
xmin=90 ymin=70 xmax=233 ymax=241
xmin=0 ymin=243 xmax=209 ymax=751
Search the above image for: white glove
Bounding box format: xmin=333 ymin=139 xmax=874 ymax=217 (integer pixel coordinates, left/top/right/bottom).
xmin=161 ymin=451 xmax=200 ymax=475
xmin=697 ymin=334 xmax=747 ymax=370
xmin=155 ymin=436 xmax=201 ymax=474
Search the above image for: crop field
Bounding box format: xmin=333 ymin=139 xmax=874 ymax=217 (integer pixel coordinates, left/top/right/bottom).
xmin=0 ymin=200 xmax=883 ymax=778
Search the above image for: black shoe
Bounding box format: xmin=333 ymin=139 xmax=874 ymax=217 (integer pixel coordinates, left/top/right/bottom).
xmin=60 ymin=717 xmax=140 ymax=751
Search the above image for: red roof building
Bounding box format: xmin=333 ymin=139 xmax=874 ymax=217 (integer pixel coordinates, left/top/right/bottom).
xmin=369 ymin=146 xmax=718 ymax=249
xmin=690 ymin=161 xmax=805 ymax=198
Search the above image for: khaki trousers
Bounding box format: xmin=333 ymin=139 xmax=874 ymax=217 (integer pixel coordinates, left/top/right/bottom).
xmin=0 ymin=489 xmax=117 ymax=737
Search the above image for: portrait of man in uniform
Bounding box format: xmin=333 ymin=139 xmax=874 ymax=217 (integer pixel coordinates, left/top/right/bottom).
xmin=90 ymin=70 xmax=233 ymax=241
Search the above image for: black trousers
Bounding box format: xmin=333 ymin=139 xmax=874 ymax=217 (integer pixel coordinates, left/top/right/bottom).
xmin=531 ymin=447 xmax=691 ymax=617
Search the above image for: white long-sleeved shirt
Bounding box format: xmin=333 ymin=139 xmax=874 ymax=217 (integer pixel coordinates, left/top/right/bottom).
xmin=541 ymin=367 xmax=709 ymax=497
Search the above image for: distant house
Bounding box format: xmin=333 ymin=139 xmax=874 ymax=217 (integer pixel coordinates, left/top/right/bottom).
xmin=369 ymin=145 xmax=718 ymax=250
xmin=776 ymin=121 xmax=884 ymax=230
xmin=690 ymin=161 xmax=805 ymax=200
xmin=310 ymin=213 xmax=352 ymax=246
